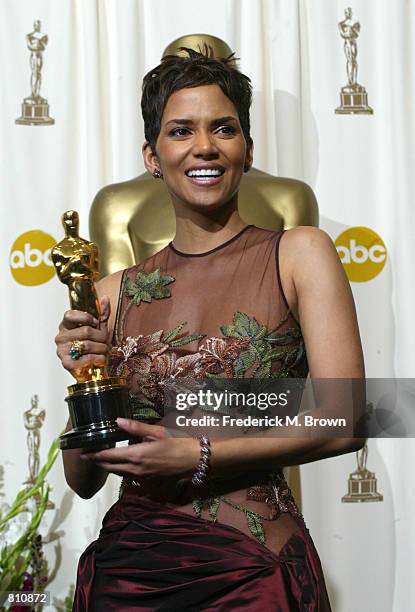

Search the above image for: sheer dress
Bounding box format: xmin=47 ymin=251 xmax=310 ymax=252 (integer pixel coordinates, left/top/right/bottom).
xmin=74 ymin=225 xmax=332 ymax=611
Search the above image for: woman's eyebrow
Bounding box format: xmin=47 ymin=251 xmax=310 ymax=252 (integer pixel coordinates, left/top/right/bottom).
xmin=165 ymin=116 xmax=239 ymax=127
xmin=210 ymin=115 xmax=239 ymax=126
xmin=165 ymin=118 xmax=193 ymax=126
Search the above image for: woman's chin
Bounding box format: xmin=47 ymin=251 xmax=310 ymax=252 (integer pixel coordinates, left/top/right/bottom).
xmin=175 ymin=193 xmax=239 ymax=214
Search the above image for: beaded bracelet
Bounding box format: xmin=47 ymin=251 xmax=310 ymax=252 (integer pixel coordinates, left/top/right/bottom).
xmin=191 ymin=435 xmax=211 ymax=487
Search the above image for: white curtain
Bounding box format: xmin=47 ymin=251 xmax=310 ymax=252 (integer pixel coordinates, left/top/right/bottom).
xmin=1 ymin=1 xmax=413 ymax=609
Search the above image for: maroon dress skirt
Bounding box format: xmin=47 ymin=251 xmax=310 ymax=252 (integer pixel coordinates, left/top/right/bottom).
xmin=73 ymin=491 xmax=331 ymax=611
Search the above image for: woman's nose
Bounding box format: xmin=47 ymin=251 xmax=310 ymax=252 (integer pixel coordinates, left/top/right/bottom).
xmin=192 ymin=131 xmax=219 ymax=157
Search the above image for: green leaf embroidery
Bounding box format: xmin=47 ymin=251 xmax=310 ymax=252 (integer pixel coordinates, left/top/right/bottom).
xmin=234 ymin=345 xmax=258 ymax=373
xmin=162 ymin=321 xmax=188 ymax=343
xmin=262 ymin=349 xmax=289 ymax=362
xmin=124 ymin=268 xmax=175 ymax=306
xmin=129 ymin=393 xmax=161 ymax=421
xmin=218 ymin=496 xmax=268 ymax=544
xmin=220 ymin=324 xmax=236 ymax=337
xmin=253 ymin=360 xmax=272 ymax=378
xmin=246 ymin=511 xmax=266 ymax=544
xmin=170 ymin=333 xmax=205 ymax=347
xmin=192 ymin=498 xmax=203 ymax=517
xmin=207 ymin=497 xmax=221 ymax=522
xmin=129 ymin=393 xmax=155 ymax=408
xmin=220 ymin=311 xmax=255 ymax=338
xmin=131 ymin=407 xmax=161 ymax=421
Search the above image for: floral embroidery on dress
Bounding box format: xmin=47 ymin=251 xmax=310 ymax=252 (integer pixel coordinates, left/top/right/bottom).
xmin=108 ymin=324 xmax=205 ymax=420
xmin=220 ymin=310 xmax=307 ymax=378
xmin=124 ymin=268 xmax=175 ymax=305
xmin=113 ymin=267 xmax=307 ymax=543
xmin=191 ymin=472 xmax=301 ymax=544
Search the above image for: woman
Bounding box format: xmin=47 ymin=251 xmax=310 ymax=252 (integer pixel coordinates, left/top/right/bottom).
xmin=56 ymin=49 xmax=365 ymax=611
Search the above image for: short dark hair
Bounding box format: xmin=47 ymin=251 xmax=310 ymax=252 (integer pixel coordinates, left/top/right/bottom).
xmin=141 ymin=47 xmax=252 ymax=152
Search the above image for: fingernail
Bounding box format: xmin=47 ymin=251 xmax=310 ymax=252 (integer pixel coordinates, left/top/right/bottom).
xmin=116 ymin=417 xmax=128 ymax=425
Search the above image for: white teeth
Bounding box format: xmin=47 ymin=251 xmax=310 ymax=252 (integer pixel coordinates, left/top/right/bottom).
xmin=187 ymin=168 xmax=223 ymax=177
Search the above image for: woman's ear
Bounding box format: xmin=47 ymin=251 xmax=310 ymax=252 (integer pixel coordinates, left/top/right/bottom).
xmin=142 ymin=142 xmax=162 ymax=178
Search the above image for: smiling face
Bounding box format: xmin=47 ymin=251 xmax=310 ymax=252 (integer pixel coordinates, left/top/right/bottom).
xmin=143 ymin=84 xmax=252 ymax=213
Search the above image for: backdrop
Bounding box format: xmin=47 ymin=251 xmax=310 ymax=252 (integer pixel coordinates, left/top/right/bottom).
xmin=1 ymin=1 xmax=413 ymax=610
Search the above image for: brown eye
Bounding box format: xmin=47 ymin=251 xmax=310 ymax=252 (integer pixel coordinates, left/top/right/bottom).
xmin=216 ymin=126 xmax=237 ymax=136
xmin=170 ymin=127 xmax=190 ymax=137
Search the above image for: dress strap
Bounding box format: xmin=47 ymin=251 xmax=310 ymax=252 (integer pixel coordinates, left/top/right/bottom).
xmin=111 ymin=269 xmax=127 ymax=346
xmin=274 ymin=230 xmax=292 ymax=314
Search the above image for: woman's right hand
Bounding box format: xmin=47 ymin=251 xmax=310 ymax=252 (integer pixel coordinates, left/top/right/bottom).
xmin=55 ymin=296 xmax=111 ymax=379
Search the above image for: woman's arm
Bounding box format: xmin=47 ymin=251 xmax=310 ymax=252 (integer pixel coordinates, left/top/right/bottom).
xmin=209 ymin=226 xmax=366 ymax=472
xmin=56 ymin=270 xmax=123 ymax=498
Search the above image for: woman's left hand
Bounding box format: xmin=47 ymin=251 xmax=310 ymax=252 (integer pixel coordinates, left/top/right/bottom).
xmin=80 ymin=417 xmax=200 ymax=480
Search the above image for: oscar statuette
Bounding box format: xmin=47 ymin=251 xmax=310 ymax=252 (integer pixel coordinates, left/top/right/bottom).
xmin=15 ymin=20 xmax=55 ymax=126
xmin=52 ymin=210 xmax=131 ymax=449
xmin=335 ymin=8 xmax=373 ymax=115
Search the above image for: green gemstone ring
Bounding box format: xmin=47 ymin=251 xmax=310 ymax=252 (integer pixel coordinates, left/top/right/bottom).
xmin=69 ymin=340 xmax=84 ymax=360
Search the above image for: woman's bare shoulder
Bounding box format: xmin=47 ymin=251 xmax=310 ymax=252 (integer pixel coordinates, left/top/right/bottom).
xmin=282 ymin=226 xmax=334 ymax=250
xmin=280 ymin=226 xmax=340 ymax=275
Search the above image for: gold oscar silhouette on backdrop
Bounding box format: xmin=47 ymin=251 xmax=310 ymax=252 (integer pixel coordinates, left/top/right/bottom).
xmin=52 ymin=211 xmax=131 ymax=449
xmin=16 ymin=20 xmax=55 ymax=126
xmin=335 ymin=8 xmax=373 ymax=115
xmin=342 ymin=440 xmax=383 ymax=502
xmin=89 ymin=34 xmax=318 ymax=276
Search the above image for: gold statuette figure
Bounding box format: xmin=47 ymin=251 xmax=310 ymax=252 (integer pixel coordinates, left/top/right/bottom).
xmin=335 ymin=8 xmax=373 ymax=115
xmin=89 ymin=34 xmax=318 ymax=276
xmin=52 ymin=211 xmax=100 ymax=327
xmin=16 ymin=20 xmax=55 ymax=126
xmin=52 ymin=211 xmax=131 ymax=449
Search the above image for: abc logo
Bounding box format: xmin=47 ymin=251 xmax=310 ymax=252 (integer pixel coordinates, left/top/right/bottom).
xmin=10 ymin=230 xmax=57 ymax=286
xmin=335 ymin=227 xmax=387 ymax=282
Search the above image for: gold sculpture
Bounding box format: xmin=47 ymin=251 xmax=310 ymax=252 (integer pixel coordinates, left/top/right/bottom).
xmin=335 ymin=8 xmax=373 ymax=114
xmin=89 ymin=34 xmax=318 ymax=276
xmin=52 ymin=211 xmax=131 ymax=449
xmin=52 ymin=211 xmax=100 ymax=321
xmin=15 ymin=20 xmax=55 ymax=126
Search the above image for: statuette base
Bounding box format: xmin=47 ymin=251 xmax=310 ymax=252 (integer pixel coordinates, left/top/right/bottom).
xmin=61 ymin=380 xmax=132 ymax=450
xmin=342 ymin=468 xmax=383 ymax=503
xmin=16 ymin=96 xmax=55 ymax=125
xmin=335 ymin=85 xmax=373 ymax=114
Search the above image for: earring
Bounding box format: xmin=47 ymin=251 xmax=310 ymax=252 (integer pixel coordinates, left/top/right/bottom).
xmin=152 ymin=169 xmax=162 ymax=179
